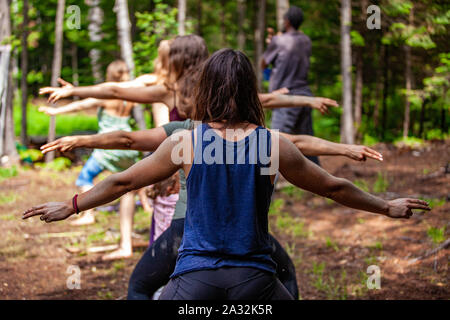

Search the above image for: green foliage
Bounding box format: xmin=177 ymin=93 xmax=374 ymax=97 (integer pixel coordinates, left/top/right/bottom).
xmin=353 ymin=179 xmax=370 ymax=192
xmin=350 ymin=30 xmax=365 ymax=47
xmin=19 ymin=149 xmax=43 ymax=162
xmin=373 ymin=172 xmax=389 ymax=193
xmin=36 ymin=157 xmax=72 ymax=172
xmin=14 ymin=99 xmax=98 ymax=137
xmin=133 ymin=0 xmax=178 ymax=75
xmin=281 ymin=185 xmax=304 ymax=200
xmin=0 ymin=166 xmax=18 ymax=180
xmin=427 ymin=226 xmax=446 ymax=244
xmin=268 ymin=198 xmax=284 ymax=216
xmin=276 ymin=214 xmax=310 ymax=238
xmin=325 ymin=237 xmax=340 ymax=252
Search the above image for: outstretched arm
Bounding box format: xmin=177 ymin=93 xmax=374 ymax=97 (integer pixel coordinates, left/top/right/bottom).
xmin=23 ymin=133 xmax=184 ymax=223
xmin=40 ymin=83 xmax=173 ymax=107
xmin=38 ymin=98 xmax=103 ymax=116
xmin=259 ymin=93 xmax=339 ymax=114
xmin=281 ymin=133 xmax=383 ymax=161
xmin=40 ymin=127 xmax=168 ymax=154
xmin=277 ymin=134 xmax=430 ymax=218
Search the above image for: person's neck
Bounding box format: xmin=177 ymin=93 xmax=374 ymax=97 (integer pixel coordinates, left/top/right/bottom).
xmin=285 ymin=26 xmax=297 ymax=33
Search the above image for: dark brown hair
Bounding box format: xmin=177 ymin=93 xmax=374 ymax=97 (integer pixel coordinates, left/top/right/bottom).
xmin=166 ymin=35 xmax=209 ymax=106
xmin=193 ymin=49 xmax=265 ymax=127
xmin=106 ymin=60 xmax=129 ymax=82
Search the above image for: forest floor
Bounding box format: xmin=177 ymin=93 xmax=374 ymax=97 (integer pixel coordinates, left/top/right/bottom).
xmin=0 ymin=140 xmax=448 ymax=300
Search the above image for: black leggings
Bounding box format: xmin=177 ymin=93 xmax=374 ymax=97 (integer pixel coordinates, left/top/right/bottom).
xmin=159 ymin=267 xmax=294 ymax=300
xmin=127 ymin=218 xmax=298 ymax=300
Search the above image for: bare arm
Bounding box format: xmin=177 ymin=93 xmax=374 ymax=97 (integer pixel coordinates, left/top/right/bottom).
xmin=40 ymin=83 xmax=173 ymax=107
xmin=281 ymin=133 xmax=383 ymax=161
xmin=40 ymin=127 xmax=168 ymax=154
xmin=277 ymin=134 xmax=430 ymax=218
xmin=38 ymin=98 xmax=103 ymax=116
xmin=259 ymin=93 xmax=339 ymax=114
xmin=23 ymin=133 xmax=184 ymax=222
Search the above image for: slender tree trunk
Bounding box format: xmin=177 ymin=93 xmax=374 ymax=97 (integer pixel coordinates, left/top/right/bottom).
xmin=237 ymin=0 xmax=246 ymax=51
xmin=382 ymin=45 xmax=389 ymax=140
xmin=403 ymin=44 xmax=412 ymax=138
xmin=114 ymin=0 xmax=146 ymax=130
xmin=354 ymin=49 xmax=363 ymax=132
xmin=340 ymin=0 xmax=354 ymax=144
xmin=276 ymin=0 xmax=289 ymax=32
xmin=254 ymin=0 xmax=266 ymax=91
xmin=220 ymin=0 xmax=227 ymax=47
xmin=0 ymin=0 xmax=18 ymax=163
xmin=46 ymin=0 xmax=65 ymax=163
xmin=20 ymin=0 xmax=29 ymax=145
xmin=196 ymin=0 xmax=202 ymax=36
xmin=178 ymin=0 xmax=186 ymax=36
xmin=418 ymin=97 xmax=427 ymax=138
xmin=373 ymin=44 xmax=383 ymax=127
xmin=87 ymin=0 xmax=104 ymax=83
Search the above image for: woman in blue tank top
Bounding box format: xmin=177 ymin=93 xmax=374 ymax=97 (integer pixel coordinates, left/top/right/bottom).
xmin=23 ymin=49 xmax=430 ymax=300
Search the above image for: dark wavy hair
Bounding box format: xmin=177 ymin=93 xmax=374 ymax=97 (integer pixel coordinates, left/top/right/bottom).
xmin=193 ymin=49 xmax=265 ymax=127
xmin=166 ymin=35 xmax=209 ymax=107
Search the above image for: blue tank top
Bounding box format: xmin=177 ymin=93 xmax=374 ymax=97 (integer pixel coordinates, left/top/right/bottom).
xmin=171 ymin=123 xmax=277 ymax=278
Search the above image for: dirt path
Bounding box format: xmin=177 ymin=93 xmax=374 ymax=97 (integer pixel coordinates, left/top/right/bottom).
xmin=0 ymin=141 xmax=448 ymax=299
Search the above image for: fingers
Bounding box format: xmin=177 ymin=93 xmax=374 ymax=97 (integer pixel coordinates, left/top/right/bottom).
xmin=57 ymin=78 xmax=72 ymax=87
xmin=39 ymin=87 xmax=56 ymax=95
xmin=362 ymin=147 xmax=383 ymax=161
xmin=406 ymin=199 xmax=431 ymax=210
xmin=40 ymin=144 xmax=61 ymax=154
xmin=22 ymin=205 xmax=47 ymax=219
xmin=324 ymin=98 xmax=339 ymax=108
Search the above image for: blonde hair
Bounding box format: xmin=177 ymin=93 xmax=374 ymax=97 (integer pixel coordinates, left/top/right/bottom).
xmin=154 ymin=39 xmax=173 ymax=84
xmin=106 ymin=60 xmax=129 ymax=82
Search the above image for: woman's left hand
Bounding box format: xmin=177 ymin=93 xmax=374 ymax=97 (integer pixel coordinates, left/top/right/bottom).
xmin=22 ymin=201 xmax=75 ymax=223
xmin=345 ymin=145 xmax=383 ymax=162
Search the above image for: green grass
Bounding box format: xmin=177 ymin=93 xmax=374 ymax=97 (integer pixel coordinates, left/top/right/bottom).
xmin=325 ymin=237 xmax=340 ymax=252
xmin=419 ymin=197 xmax=445 ymax=209
xmin=353 ymin=179 xmax=370 ymax=192
xmin=0 ymin=192 xmax=20 ymax=205
xmin=276 ymin=214 xmax=310 ymax=238
xmin=268 ymin=198 xmax=285 ymax=216
xmin=427 ymin=226 xmax=446 ymax=244
xmin=310 ymin=261 xmax=348 ymax=300
xmin=14 ymin=100 xmax=98 ymax=137
xmin=280 ymin=185 xmax=304 ymax=200
xmin=373 ymin=172 xmax=389 ymax=193
xmin=0 ymin=166 xmax=18 ymax=182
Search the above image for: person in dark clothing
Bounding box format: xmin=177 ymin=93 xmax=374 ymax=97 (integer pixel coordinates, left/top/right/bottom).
xmin=262 ymin=6 xmax=320 ymax=165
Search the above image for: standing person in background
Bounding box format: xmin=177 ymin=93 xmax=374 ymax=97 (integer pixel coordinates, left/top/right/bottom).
xmin=261 ymin=6 xmax=320 ymax=165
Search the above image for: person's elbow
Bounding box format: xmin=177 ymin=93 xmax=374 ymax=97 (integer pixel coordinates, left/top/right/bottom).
xmin=117 ymin=131 xmax=134 ymax=149
xmin=323 ymin=177 xmax=349 ymax=200
xmin=110 ymin=171 xmax=137 ymax=194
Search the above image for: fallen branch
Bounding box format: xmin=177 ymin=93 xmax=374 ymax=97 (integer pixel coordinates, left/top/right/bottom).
xmin=408 ymin=238 xmax=450 ymax=264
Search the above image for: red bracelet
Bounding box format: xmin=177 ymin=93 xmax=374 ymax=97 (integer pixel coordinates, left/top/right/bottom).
xmin=72 ymin=194 xmax=80 ymax=215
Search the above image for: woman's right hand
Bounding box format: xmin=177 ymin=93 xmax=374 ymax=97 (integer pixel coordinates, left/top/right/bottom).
xmin=40 ymin=136 xmax=81 ymax=154
xmin=386 ymin=198 xmax=431 ymax=219
xmin=39 ymin=86 xmax=74 ymax=103
xmin=38 ymin=106 xmax=58 ymax=116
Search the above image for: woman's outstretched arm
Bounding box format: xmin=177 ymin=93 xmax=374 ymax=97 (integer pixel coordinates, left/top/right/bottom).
xmin=40 ymin=127 xmax=168 ymax=154
xmin=40 ymin=83 xmax=173 ymax=107
xmin=259 ymin=93 xmax=339 ymax=114
xmin=38 ymin=98 xmax=103 ymax=116
xmin=22 ymin=132 xmax=186 ymax=223
xmin=280 ymin=133 xmax=383 ymax=161
xmin=277 ymin=133 xmax=430 ymax=218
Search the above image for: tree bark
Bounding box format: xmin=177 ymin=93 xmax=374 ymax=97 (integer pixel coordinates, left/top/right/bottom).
xmin=20 ymin=0 xmax=29 ymax=145
xmin=114 ymin=0 xmax=146 ymax=130
xmin=46 ymin=0 xmax=65 ymax=162
xmin=196 ymin=0 xmax=202 ymax=36
xmin=220 ymin=0 xmax=227 ymax=47
xmin=254 ymin=0 xmax=266 ymax=91
xmin=87 ymin=0 xmax=104 ymax=83
xmin=340 ymin=0 xmax=354 ymax=144
xmin=403 ymin=44 xmax=412 ymax=138
xmin=381 ymin=45 xmax=389 ymax=140
xmin=178 ymin=0 xmax=186 ymax=36
xmin=237 ymin=0 xmax=246 ymax=51
xmin=276 ymin=0 xmax=289 ymax=32
xmin=354 ymin=49 xmax=363 ymax=131
xmin=0 ymin=0 xmax=18 ymax=163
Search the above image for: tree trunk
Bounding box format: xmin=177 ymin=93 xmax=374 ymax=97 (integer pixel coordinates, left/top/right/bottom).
xmin=381 ymin=45 xmax=389 ymax=140
xmin=46 ymin=0 xmax=65 ymax=163
xmin=196 ymin=0 xmax=202 ymax=36
xmin=403 ymin=44 xmax=412 ymax=138
xmin=237 ymin=0 xmax=246 ymax=51
xmin=340 ymin=0 xmax=354 ymax=144
xmin=254 ymin=0 xmax=266 ymax=91
xmin=87 ymin=0 xmax=104 ymax=83
xmin=0 ymin=0 xmax=18 ymax=163
xmin=114 ymin=0 xmax=146 ymax=130
xmin=276 ymin=0 xmax=289 ymax=32
xmin=178 ymin=0 xmax=186 ymax=36
xmin=418 ymin=97 xmax=427 ymax=138
xmin=220 ymin=0 xmax=227 ymax=47
xmin=373 ymin=44 xmax=383 ymax=127
xmin=20 ymin=0 xmax=29 ymax=145
xmin=354 ymin=49 xmax=363 ymax=133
